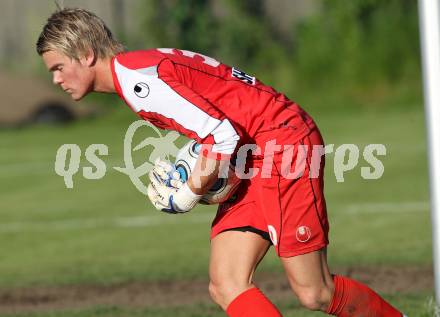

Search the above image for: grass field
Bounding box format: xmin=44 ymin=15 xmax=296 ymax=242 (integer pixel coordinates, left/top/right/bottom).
xmin=0 ymin=102 xmax=434 ymax=316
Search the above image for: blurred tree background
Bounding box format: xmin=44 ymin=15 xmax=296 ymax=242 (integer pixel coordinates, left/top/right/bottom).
xmin=0 ymin=0 xmax=421 ymax=115
xmin=133 ymin=0 xmax=421 ymax=114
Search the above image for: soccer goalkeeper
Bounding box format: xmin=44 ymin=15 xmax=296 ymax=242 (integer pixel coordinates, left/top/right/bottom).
xmin=36 ymin=8 xmax=407 ymax=317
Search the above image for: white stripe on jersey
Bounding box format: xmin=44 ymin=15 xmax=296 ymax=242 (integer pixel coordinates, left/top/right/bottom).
xmin=114 ymin=59 xmax=239 ymax=155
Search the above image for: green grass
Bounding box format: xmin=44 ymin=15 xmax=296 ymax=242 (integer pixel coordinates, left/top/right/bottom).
xmin=0 ymin=104 xmax=433 ymax=316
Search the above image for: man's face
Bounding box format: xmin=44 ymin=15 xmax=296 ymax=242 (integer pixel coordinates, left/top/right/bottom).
xmin=42 ymin=50 xmax=94 ymax=101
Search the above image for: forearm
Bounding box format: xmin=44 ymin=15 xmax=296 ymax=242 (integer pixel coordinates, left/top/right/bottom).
xmin=188 ymin=154 xmax=221 ymax=195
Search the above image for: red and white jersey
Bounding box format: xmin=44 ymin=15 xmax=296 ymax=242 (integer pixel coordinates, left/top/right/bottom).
xmin=111 ymin=48 xmax=316 ymax=159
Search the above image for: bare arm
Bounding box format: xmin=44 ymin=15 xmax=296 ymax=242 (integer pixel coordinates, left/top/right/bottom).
xmin=188 ymin=154 xmax=221 ymax=195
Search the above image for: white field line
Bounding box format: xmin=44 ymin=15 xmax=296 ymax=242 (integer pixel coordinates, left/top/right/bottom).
xmin=0 ymin=162 xmax=52 ymax=176
xmin=0 ymin=201 xmax=429 ymax=234
xmin=0 ymin=160 xmax=124 ymax=177
xmin=342 ymin=201 xmax=430 ymax=214
xmin=0 ymin=213 xmax=214 ymax=233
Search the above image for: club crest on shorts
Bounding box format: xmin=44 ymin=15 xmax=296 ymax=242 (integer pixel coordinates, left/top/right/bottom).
xmin=268 ymin=225 xmax=278 ymax=246
xmin=296 ymin=226 xmax=311 ymax=243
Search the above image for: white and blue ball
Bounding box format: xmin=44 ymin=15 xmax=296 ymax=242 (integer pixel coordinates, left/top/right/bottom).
xmin=174 ymin=140 xmax=241 ymax=205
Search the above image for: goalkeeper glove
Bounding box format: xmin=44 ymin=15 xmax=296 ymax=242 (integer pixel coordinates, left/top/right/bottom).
xmin=147 ymin=160 xmax=202 ymax=213
xmin=151 ymin=158 xmax=184 ymax=188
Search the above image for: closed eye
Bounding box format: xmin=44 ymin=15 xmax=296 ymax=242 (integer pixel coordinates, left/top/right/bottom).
xmin=49 ymin=63 xmax=63 ymax=72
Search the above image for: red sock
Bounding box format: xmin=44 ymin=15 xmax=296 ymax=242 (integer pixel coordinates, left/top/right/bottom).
xmin=226 ymin=287 xmax=283 ymax=317
xmin=327 ymin=275 xmax=404 ymax=317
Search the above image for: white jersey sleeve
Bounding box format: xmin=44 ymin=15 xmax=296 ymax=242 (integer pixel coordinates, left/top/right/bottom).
xmin=114 ymin=58 xmax=240 ymax=157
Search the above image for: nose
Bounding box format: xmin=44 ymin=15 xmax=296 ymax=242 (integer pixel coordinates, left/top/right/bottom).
xmin=52 ymin=72 xmax=63 ymax=85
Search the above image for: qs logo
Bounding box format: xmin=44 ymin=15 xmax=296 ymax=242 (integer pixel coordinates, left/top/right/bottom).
xmin=113 ymin=120 xmax=179 ymax=194
xmin=54 ymin=120 xmax=180 ymax=194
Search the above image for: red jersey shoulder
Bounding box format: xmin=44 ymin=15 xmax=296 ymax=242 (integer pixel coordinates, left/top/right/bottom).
xmin=115 ymin=49 xmax=168 ymax=69
xmin=114 ymin=48 xmax=218 ymax=69
xmin=155 ymin=48 xmax=224 ymax=71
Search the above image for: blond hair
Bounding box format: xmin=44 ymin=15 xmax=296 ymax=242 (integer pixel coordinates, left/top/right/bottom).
xmin=36 ymin=8 xmax=124 ymax=60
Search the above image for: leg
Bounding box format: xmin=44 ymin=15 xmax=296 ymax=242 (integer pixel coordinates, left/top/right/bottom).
xmin=280 ymin=248 xmax=334 ymax=311
xmin=209 ymin=230 xmax=283 ymax=316
xmin=281 ymin=247 xmax=405 ymax=316
xmin=254 ymin=128 xmax=405 ymax=316
xmin=209 ymin=230 xmax=270 ymax=309
xmin=253 ymin=128 xmax=333 ymax=311
xmin=210 ymin=180 xmax=283 ymax=316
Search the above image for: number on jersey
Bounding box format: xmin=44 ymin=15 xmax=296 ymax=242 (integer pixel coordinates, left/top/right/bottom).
xmin=232 ymin=67 xmax=256 ymax=85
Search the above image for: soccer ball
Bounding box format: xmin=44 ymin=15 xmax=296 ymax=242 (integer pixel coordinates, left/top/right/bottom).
xmin=174 ymin=140 xmax=241 ymax=205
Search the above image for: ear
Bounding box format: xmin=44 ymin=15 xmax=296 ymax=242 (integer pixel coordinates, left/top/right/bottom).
xmin=81 ymin=49 xmax=96 ymax=67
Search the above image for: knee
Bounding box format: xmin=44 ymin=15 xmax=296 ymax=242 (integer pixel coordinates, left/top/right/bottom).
xmin=208 ymin=278 xmax=251 ymax=309
xmin=295 ymin=285 xmax=333 ymax=311
xmin=208 ymin=280 xmax=222 ymax=305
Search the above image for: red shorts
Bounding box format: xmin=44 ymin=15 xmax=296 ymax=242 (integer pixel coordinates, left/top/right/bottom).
xmin=211 ymin=128 xmax=329 ymax=257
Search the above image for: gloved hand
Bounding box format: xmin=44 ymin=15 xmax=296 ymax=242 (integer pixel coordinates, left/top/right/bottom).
xmin=147 ymin=163 xmax=202 ymax=214
xmin=151 ymin=158 xmax=183 ymax=189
